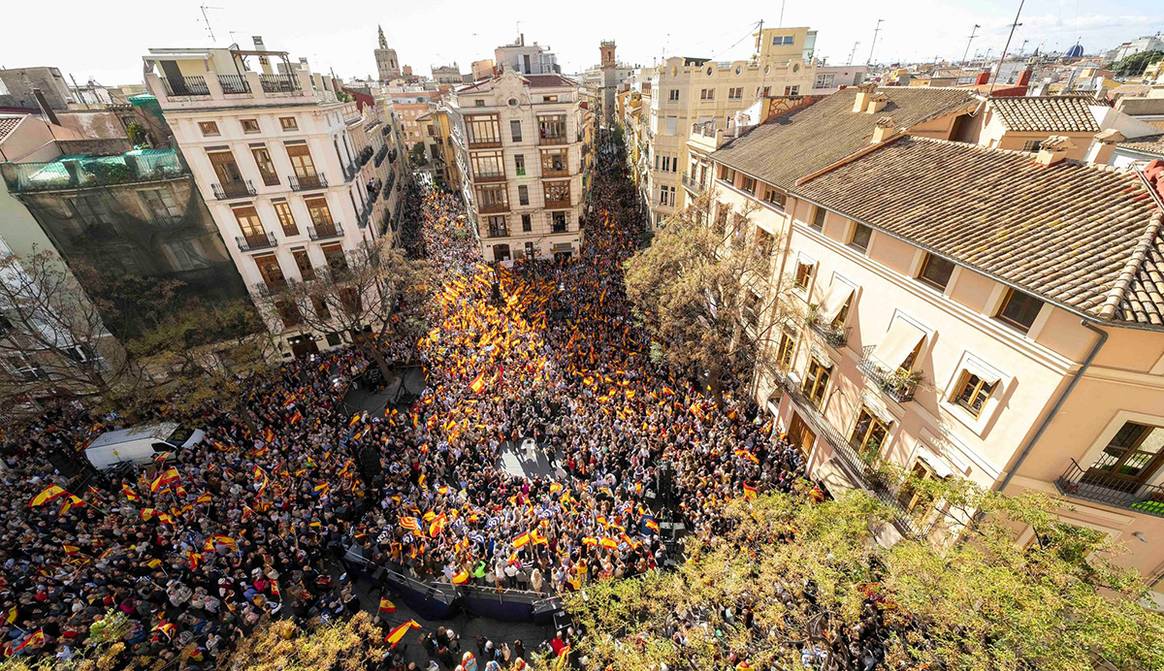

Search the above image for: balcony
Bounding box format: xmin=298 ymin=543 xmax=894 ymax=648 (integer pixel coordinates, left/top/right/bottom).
xmin=307 ymin=222 xmax=345 ymax=240
xmin=237 ymin=231 xmax=277 ymax=252
xmin=342 ymin=160 xmax=359 ymax=182
xmin=1055 ymin=459 xmax=1164 ymax=518
xmin=857 ymin=346 xmax=919 ymax=403
xmin=771 ymin=370 xmax=931 ymax=538
xmin=544 ymin=195 xmax=572 ymax=209
xmin=289 ymin=174 xmax=327 ymax=191
xmin=541 ymin=161 xmax=570 ymax=178
xmin=478 ymin=200 xmax=509 ymax=215
xmin=539 ymin=133 xmax=569 ymax=146
xmin=217 ymin=74 xmax=251 ymax=94
xmin=474 ymin=171 xmax=506 ymax=184
xmin=0 ymin=149 xmax=187 ymax=194
xmin=681 ymin=173 xmax=707 ymax=194
xmin=356 ymin=146 xmax=374 ymax=168
xmin=260 ymin=74 xmax=299 ymax=94
xmin=810 ymin=320 xmax=850 ymax=349
xmin=211 ymin=180 xmax=256 ymax=200
xmin=161 ymin=75 xmax=210 ymax=97
xmin=486 ymin=225 xmax=510 ymax=238
xmin=374 ymin=145 xmax=389 ymax=167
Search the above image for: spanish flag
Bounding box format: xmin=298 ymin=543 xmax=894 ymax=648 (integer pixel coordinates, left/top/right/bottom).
xmin=468 ymin=372 xmax=486 ymax=394
xmin=600 ymin=537 xmax=619 ymax=550
xmin=195 ymin=492 xmax=213 ymax=505
xmin=153 ymin=621 xmax=177 ymax=640
xmin=643 ymin=517 xmax=660 ymax=533
xmin=62 ymin=544 xmax=81 ymax=555
xmin=512 ymin=531 xmax=532 ymax=549
xmin=549 ymin=482 xmax=563 ymax=494
xmin=384 ymin=620 xmax=421 ymax=647
xmin=742 ymin=483 xmax=758 ymax=500
xmin=122 ymin=483 xmax=140 ymax=502
xmin=149 ymin=467 xmax=180 ymax=493
xmin=734 ymin=449 xmax=760 ymax=465
xmin=11 ymin=629 xmax=45 ymax=653
xmin=452 ymin=569 xmax=470 ymax=585
xmin=582 ymin=537 xmax=598 ymax=547
xmin=29 ymin=484 xmax=67 ymax=508
xmin=314 ymin=482 xmax=331 ymax=497
xmin=204 ymin=535 xmax=238 ymax=552
xmin=378 ymin=597 xmax=397 ymax=614
xmin=428 ymin=513 xmax=447 ymax=537
xmin=289 ymin=409 xmax=303 ymax=424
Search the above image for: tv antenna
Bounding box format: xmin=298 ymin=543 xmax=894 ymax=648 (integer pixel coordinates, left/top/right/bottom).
xmin=988 ymin=0 xmax=1026 ymax=92
xmin=961 ymin=24 xmax=980 ymax=64
xmin=847 ymin=41 xmax=860 ymax=65
xmin=866 ymin=19 xmax=884 ymax=65
xmin=199 ymin=5 xmax=223 ymax=43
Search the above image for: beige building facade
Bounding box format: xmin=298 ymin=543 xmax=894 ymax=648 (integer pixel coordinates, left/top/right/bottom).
xmin=449 ymin=70 xmax=588 ymax=262
xmin=700 ymin=86 xmax=1164 ymax=603
xmin=640 ymin=27 xmax=817 ymax=228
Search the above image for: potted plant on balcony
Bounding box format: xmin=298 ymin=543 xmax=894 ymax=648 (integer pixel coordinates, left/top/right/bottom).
xmin=879 ymin=368 xmax=922 ymax=401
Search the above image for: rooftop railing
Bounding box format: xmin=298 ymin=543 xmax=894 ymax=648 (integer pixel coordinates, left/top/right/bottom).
xmin=161 ymin=75 xmax=209 ymax=97
xmin=259 ymin=74 xmax=299 ymax=94
xmin=0 ymin=149 xmax=187 ymax=194
xmin=217 ymin=74 xmax=251 ymax=94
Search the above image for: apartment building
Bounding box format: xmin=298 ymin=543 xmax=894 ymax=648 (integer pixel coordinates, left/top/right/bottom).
xmin=699 ymin=84 xmax=1164 ymax=603
xmin=449 ymin=70 xmax=589 ymax=262
xmin=389 ymin=89 xmax=441 ymax=150
xmin=143 ymin=41 xmax=398 ymax=358
xmin=417 ymin=108 xmax=461 ymax=190
xmin=494 ymin=35 xmax=560 ymax=75
xmin=637 ymin=27 xmax=817 ymax=228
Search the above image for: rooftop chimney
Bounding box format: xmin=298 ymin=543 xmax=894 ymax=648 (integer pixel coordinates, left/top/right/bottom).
xmin=866 ymin=92 xmax=888 ymax=114
xmin=1087 ymin=128 xmax=1125 ymax=165
xmin=1016 ymin=67 xmax=1032 ymax=88
xmin=253 ymin=36 xmax=273 ymax=75
xmin=1035 ymin=135 xmax=1074 ymax=166
xmin=974 ymin=71 xmax=990 ymax=86
xmin=871 ymin=116 xmax=897 ymax=143
xmin=852 ymin=83 xmax=877 ymax=113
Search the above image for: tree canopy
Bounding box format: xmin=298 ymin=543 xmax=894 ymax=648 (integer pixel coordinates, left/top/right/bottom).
xmin=557 ymin=487 xmax=1164 ymax=671
xmin=623 ymin=194 xmax=797 ymax=390
xmin=1109 ymin=50 xmax=1164 ymax=77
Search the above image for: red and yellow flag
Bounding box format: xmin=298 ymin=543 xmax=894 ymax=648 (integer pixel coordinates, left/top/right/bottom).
xmin=468 ymin=373 xmax=486 ymax=395
xmin=149 ymin=467 xmax=180 ymax=493
xmin=742 ymin=483 xmax=758 ymax=500
xmin=122 ymin=483 xmax=140 ymax=502
xmin=452 ymin=569 xmax=470 ymax=585
xmin=384 ymin=620 xmax=421 ymax=647
xmin=378 ymin=597 xmax=397 ymax=614
xmin=29 ymin=484 xmax=67 ymax=508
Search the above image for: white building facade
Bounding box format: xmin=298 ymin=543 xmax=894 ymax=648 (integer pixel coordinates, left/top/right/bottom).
xmin=449 ymin=71 xmax=588 ymax=262
xmin=144 ymin=43 xmax=408 ymax=358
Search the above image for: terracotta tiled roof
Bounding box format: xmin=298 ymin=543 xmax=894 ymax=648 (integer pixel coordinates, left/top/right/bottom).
xmin=795 ymin=137 xmax=1164 ymax=327
xmin=1118 ymin=134 xmax=1164 ymax=159
xmin=711 ymin=87 xmax=978 ymax=190
xmin=523 ymin=73 xmax=578 ymax=89
xmin=988 ymin=95 xmax=1101 ymax=133
xmin=0 ymin=115 xmax=25 ymax=143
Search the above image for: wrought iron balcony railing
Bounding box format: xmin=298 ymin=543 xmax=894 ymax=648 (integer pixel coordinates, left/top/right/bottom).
xmin=211 ymin=180 xmax=256 ymax=200
xmin=237 ymin=231 xmax=277 ymax=252
xmin=217 ymin=74 xmax=251 ymax=94
xmin=810 ymin=320 xmax=850 ymax=349
xmin=307 ymin=222 xmax=345 ymax=240
xmin=289 ymin=173 xmax=327 ymax=191
xmin=161 ymin=75 xmax=209 ymax=96
xmin=857 ymin=345 xmax=918 ymax=403
xmin=1055 ymin=458 xmax=1164 ymax=518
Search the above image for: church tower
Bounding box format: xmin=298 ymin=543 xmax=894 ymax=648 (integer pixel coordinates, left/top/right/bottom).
xmin=375 ymin=26 xmax=401 ymax=82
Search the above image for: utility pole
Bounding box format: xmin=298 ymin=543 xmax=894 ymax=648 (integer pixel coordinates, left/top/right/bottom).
xmin=777 ymin=0 xmax=786 ymax=27
xmin=989 ymin=0 xmax=1025 ymax=93
xmin=866 ymin=19 xmax=884 ymax=65
xmin=847 ymin=41 xmax=860 ymax=66
xmin=961 ymin=24 xmax=980 ymax=65
xmin=1018 ymin=38 xmax=1029 ymax=56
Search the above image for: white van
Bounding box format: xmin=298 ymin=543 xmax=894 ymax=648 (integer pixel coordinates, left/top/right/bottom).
xmin=84 ymin=422 xmax=205 ymax=470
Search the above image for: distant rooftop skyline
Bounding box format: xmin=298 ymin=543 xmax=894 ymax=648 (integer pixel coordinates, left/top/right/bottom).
xmin=2 ymin=0 xmax=1161 ymax=87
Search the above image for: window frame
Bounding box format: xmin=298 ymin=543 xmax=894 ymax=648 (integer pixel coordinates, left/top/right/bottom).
xmin=917 ymin=253 xmax=955 ymax=291
xmin=849 ymin=223 xmax=873 ymax=252
xmin=802 ymin=360 xmax=832 ymax=408
xmin=995 ymin=288 xmax=1044 ymax=333
xmin=951 ymin=370 xmax=996 ymax=418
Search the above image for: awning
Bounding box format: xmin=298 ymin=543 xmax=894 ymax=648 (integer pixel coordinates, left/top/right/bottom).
xmin=817 ymin=283 xmax=855 ymax=325
xmin=961 ymin=358 xmax=1002 ymax=387
xmin=870 ymin=319 xmax=926 ymax=370
xmin=916 ymin=445 xmax=956 ymax=478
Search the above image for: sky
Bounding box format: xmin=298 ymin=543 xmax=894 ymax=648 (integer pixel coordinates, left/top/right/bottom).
xmin=2 ymin=0 xmax=1162 ymax=87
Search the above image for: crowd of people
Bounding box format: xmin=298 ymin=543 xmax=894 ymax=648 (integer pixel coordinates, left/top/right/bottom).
xmin=0 ymin=136 xmax=812 ymax=669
